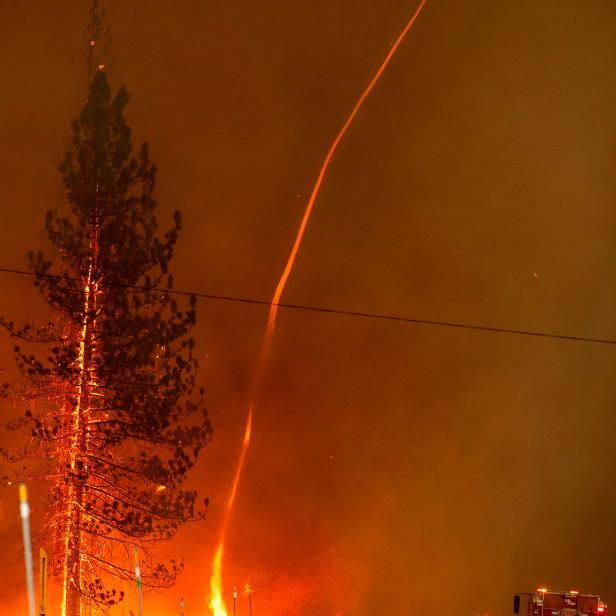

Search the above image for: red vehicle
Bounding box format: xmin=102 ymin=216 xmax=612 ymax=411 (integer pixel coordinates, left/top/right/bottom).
xmin=515 ymin=589 xmax=607 ymax=616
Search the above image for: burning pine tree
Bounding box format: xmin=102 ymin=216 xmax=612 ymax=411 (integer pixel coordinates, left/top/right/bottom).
xmin=1 ymin=7 xmax=211 ymax=614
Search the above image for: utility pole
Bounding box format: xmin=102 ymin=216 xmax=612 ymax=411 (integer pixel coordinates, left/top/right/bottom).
xmin=39 ymin=549 xmax=48 ymax=616
xmin=19 ymin=484 xmax=36 ymax=616
xmin=134 ymin=548 xmax=143 ymax=616
xmin=244 ymin=583 xmax=253 ymax=616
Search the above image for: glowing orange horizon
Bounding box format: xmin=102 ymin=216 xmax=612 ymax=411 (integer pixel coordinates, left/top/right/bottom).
xmin=207 ymin=1 xmax=428 ymax=613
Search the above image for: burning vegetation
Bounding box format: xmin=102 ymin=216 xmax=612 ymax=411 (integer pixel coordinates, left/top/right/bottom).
xmin=1 ymin=4 xmax=210 ymax=613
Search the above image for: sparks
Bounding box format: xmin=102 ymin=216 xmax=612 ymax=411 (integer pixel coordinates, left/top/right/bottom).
xmin=61 ymin=262 xmax=99 ymax=616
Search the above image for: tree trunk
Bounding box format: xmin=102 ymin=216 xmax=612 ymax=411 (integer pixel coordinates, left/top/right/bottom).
xmin=61 ymin=257 xmax=98 ymax=616
xmin=64 ymin=519 xmax=82 ymax=614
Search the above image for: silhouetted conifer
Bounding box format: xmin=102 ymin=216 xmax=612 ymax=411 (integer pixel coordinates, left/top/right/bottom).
xmin=1 ymin=4 xmax=210 ymax=613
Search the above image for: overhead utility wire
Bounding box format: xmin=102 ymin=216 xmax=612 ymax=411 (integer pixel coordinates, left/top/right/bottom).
xmin=0 ymin=266 xmax=614 ymax=346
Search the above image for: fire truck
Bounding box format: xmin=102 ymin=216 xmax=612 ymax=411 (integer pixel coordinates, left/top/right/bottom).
xmin=514 ymin=589 xmax=608 ymax=616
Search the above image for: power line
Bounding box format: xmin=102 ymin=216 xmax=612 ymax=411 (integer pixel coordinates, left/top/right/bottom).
xmin=0 ymin=266 xmax=614 ymax=346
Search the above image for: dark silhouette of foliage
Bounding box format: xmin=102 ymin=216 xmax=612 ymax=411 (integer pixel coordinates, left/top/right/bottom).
xmin=1 ymin=5 xmax=210 ymax=613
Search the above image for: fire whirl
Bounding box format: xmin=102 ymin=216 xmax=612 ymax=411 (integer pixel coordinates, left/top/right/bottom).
xmin=206 ymin=1 xmax=428 ymax=613
xmin=208 ymin=410 xmax=253 ymax=615
xmin=207 ymin=544 xmax=228 ymax=616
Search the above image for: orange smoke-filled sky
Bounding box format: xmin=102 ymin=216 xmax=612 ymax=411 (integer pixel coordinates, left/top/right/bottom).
xmin=1 ymin=1 xmax=616 ymax=615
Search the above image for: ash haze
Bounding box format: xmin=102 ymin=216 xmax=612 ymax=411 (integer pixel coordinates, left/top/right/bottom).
xmin=1 ymin=1 xmax=615 ymax=615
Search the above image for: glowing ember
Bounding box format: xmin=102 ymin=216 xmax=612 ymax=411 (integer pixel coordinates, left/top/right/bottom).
xmin=61 ymin=263 xmax=98 ymax=616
